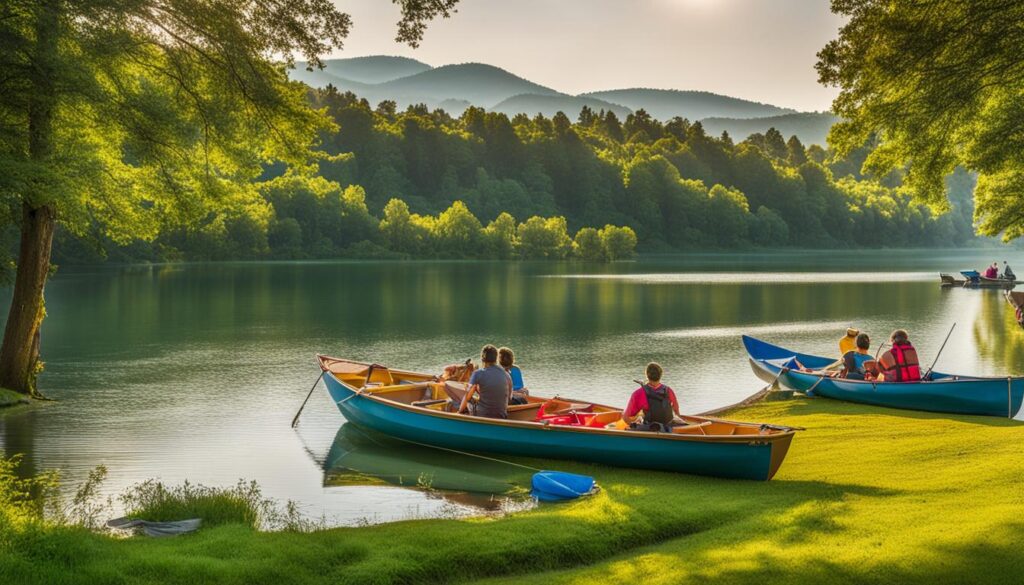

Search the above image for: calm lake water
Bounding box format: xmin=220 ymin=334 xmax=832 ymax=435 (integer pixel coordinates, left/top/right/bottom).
xmin=2 ymin=249 xmax=1024 ymax=525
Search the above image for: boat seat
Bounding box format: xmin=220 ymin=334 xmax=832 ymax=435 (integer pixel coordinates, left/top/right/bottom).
xmin=412 ymin=398 xmax=450 ymax=408
xmin=441 ymin=381 xmax=472 ymax=410
xmin=508 ymin=403 xmax=543 ymax=412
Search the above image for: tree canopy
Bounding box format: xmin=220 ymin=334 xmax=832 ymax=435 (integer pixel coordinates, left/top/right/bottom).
xmin=817 ymin=0 xmax=1024 ymax=240
xmin=0 ymin=0 xmax=459 ymax=394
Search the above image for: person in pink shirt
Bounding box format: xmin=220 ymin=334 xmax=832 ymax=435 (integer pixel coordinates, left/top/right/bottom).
xmin=623 ymin=362 xmax=681 ymax=431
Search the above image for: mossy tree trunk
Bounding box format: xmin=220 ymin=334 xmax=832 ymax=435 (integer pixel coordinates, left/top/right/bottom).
xmin=0 ymin=0 xmax=60 ymax=397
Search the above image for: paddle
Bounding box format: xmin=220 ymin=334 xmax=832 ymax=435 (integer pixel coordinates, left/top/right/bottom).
xmin=923 ymin=322 xmax=956 ymax=381
xmin=291 ymin=372 xmax=324 ymax=428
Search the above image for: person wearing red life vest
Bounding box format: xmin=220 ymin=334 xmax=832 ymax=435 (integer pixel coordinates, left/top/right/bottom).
xmin=878 ymin=329 xmax=922 ymax=382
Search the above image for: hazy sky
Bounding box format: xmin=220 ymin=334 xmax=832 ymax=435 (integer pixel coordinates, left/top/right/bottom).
xmin=330 ymin=0 xmax=847 ymax=112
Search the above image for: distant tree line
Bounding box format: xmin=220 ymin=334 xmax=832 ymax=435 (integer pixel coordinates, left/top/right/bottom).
xmin=49 ymin=86 xmax=982 ymax=266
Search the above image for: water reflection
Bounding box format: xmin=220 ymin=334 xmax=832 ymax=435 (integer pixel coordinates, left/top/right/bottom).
xmin=322 ymin=424 xmax=533 ymax=514
xmin=0 ymin=250 xmax=1023 ymax=525
xmin=973 ymin=290 xmax=1024 ymax=373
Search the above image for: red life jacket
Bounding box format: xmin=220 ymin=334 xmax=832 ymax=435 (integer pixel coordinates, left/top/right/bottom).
xmin=884 ymin=342 xmax=921 ymax=382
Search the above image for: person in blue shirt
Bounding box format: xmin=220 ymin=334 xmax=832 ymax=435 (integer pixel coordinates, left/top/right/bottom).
xmin=498 ymin=347 xmax=529 ymax=405
xmin=841 ymin=333 xmax=877 ymax=380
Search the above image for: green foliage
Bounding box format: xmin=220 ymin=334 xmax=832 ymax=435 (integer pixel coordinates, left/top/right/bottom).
xmin=45 ymin=86 xmax=986 ymax=263
xmin=816 ymin=1 xmax=1024 ymax=240
xmin=518 ymin=216 xmax=573 ymax=259
xmin=599 ymin=225 xmax=638 ymax=261
xmin=707 ymin=185 xmax=750 ymax=247
xmin=432 ymin=201 xmax=483 ymax=257
xmin=121 ymin=479 xmax=272 ymax=530
xmin=574 ymin=227 xmax=605 ymax=262
xmin=482 ymin=212 xmax=519 ymax=259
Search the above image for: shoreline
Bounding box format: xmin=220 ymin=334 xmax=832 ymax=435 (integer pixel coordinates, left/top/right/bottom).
xmin=2 ymin=397 xmax=1022 ymax=584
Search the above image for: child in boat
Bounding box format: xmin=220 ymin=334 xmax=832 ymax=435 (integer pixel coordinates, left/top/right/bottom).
xmin=498 ymin=347 xmax=529 ymax=405
xmin=623 ymin=362 xmax=681 ymax=431
xmin=841 ymin=333 xmax=877 ymax=380
xmin=839 ymin=328 xmax=859 ymax=356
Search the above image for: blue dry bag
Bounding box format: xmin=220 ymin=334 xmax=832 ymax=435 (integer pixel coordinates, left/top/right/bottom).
xmin=531 ymin=471 xmax=597 ymax=502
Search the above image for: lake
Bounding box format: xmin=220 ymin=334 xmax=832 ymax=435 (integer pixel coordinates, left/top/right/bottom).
xmin=2 ymin=249 xmax=1023 ymax=526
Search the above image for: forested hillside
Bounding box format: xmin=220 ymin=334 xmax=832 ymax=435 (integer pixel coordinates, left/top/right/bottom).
xmin=47 ymin=86 xmax=981 ymax=265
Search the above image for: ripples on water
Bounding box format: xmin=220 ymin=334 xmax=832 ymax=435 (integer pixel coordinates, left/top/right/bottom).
xmin=1 ymin=250 xmax=1023 ymax=526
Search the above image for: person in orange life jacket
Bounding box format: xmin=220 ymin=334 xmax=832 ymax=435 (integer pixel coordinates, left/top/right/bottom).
xmin=623 ymin=362 xmax=681 ymax=431
xmin=877 ymin=329 xmax=922 ymax=382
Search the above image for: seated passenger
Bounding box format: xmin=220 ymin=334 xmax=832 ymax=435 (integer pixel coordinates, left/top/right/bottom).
xmin=985 ymin=263 xmax=999 ymax=279
xmin=878 ymin=329 xmax=921 ymax=382
xmin=1003 ymin=261 xmax=1016 ymax=281
xmin=623 ymin=362 xmax=681 ymax=431
xmin=458 ymin=344 xmax=512 ymax=418
xmin=498 ymin=347 xmax=529 ymax=405
xmin=841 ymin=333 xmax=876 ymax=380
xmin=839 ymin=328 xmax=859 ymax=356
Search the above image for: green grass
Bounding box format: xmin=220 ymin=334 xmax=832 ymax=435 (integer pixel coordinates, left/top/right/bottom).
xmin=2 ymin=396 xmax=1023 ymax=584
xmin=0 ymin=388 xmax=30 ymax=408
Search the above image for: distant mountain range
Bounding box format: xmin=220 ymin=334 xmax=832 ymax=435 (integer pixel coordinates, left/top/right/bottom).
xmin=580 ymin=88 xmax=795 ymax=121
xmin=291 ymin=56 xmax=835 ymax=145
xmin=701 ymin=112 xmax=840 ymax=148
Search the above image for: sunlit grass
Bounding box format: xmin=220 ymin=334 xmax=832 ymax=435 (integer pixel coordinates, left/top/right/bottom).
xmin=1 ymin=396 xmax=1022 ymax=584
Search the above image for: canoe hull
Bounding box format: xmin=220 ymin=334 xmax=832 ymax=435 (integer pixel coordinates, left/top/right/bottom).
xmin=744 ymin=336 xmax=1024 ymax=419
xmin=323 ymin=373 xmax=792 ymax=481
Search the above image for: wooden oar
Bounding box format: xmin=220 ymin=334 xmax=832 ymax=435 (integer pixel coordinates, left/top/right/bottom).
xmin=923 ymin=322 xmax=956 ymax=381
xmin=291 ymin=372 xmax=324 ymax=428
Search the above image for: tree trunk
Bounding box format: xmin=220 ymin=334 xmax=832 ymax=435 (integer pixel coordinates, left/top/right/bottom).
xmin=0 ymin=0 xmax=60 ymax=396
xmin=0 ymin=205 xmax=56 ymax=396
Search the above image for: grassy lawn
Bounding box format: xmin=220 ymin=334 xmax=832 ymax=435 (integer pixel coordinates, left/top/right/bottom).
xmin=2 ymin=396 xmax=1022 ymax=584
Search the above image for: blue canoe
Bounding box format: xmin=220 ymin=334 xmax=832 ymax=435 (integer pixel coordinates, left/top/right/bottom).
xmin=743 ymin=335 xmax=1024 ymax=419
xmin=316 ymin=355 xmax=797 ymax=481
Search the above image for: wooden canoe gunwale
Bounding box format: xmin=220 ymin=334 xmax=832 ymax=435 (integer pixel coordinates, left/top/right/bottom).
xmin=317 ymin=355 xmax=797 ymax=445
xmin=743 ymin=336 xmax=1024 ymax=419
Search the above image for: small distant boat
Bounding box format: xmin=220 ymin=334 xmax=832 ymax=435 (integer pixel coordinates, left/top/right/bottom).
xmin=939 ymin=273 xmax=966 ymax=287
xmin=957 ymin=270 xmax=1020 ymax=288
xmin=743 ymin=335 xmax=1024 ymax=419
xmin=317 ymin=355 xmax=798 ymax=481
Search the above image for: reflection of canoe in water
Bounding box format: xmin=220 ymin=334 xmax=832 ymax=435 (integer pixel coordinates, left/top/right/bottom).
xmin=317 ymin=355 xmax=798 ymax=481
xmin=323 ymin=423 xmax=529 ymax=497
xmin=744 ymin=335 xmax=1024 ymax=419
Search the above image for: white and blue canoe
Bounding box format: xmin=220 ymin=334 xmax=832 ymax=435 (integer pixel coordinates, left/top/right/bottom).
xmin=743 ymin=335 xmax=1024 ymax=420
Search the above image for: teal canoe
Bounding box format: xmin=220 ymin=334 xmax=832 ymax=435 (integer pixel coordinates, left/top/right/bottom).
xmin=316 ymin=355 xmax=798 ymax=481
xmin=743 ymin=335 xmax=1024 ymax=419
